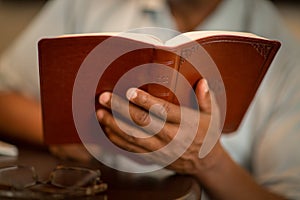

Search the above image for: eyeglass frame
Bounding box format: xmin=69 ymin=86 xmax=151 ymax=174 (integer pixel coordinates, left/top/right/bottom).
xmin=0 ymin=165 xmax=107 ymax=199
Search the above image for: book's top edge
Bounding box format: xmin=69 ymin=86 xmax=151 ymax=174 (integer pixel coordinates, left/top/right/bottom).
xmin=182 ymin=30 xmax=266 ymax=40
xmin=40 ymin=31 xmax=279 ymax=47
xmin=58 ymin=32 xmax=120 ymax=38
xmin=52 ymin=31 xmax=268 ymax=40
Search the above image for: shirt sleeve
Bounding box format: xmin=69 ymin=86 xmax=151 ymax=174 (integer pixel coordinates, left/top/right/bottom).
xmin=0 ymin=0 xmax=70 ymax=100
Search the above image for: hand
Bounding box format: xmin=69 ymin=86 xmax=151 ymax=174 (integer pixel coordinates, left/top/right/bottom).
xmin=96 ymin=80 xmax=287 ymax=199
xmin=49 ymin=144 xmax=93 ymax=162
xmin=96 ymin=79 xmax=222 ymax=175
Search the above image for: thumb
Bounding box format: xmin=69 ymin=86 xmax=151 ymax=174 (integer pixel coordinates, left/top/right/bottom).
xmin=195 ymin=78 xmax=211 ymax=113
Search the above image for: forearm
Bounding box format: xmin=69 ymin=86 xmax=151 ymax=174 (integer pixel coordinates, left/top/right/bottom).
xmin=193 ymin=142 xmax=286 ymax=200
xmin=0 ymin=92 xmax=43 ymax=146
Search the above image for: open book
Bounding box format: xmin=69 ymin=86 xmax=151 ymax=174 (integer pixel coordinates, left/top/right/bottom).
xmin=38 ymin=31 xmax=280 ymax=144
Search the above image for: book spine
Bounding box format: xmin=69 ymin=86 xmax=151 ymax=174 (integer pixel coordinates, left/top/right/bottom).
xmin=147 ymin=48 xmax=181 ymax=103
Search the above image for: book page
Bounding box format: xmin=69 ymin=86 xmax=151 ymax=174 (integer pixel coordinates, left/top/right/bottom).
xmin=53 ymin=30 xmax=268 ymax=47
xmin=59 ymin=32 xmax=164 ymax=46
xmin=165 ymin=30 xmax=268 ymax=47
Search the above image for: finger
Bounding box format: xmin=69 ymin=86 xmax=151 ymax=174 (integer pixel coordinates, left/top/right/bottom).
xmin=99 ymin=92 xmax=163 ymax=134
xmin=97 ymin=109 xmax=165 ymax=152
xmin=126 ymin=88 xmax=181 ymax=123
xmin=198 ymin=90 xmax=222 ymax=158
xmin=105 ymin=127 xmax=176 ymax=167
xmin=99 ymin=91 xmax=148 ymax=125
xmin=105 ymin=127 xmax=148 ymax=153
xmin=99 ymin=114 xmax=181 ymax=167
xmin=195 ymin=78 xmax=211 ymax=113
xmin=98 ymin=91 xmax=112 ymax=108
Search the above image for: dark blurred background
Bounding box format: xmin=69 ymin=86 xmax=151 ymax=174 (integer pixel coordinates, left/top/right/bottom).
xmin=0 ymin=0 xmax=299 ymax=54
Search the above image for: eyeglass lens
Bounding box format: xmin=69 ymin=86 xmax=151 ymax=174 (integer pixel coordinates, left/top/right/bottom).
xmin=0 ymin=166 xmax=37 ymax=189
xmin=50 ymin=167 xmax=100 ymax=188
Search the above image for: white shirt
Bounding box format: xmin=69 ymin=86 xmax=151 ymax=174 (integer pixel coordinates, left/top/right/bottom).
xmin=0 ymin=0 xmax=299 ymax=199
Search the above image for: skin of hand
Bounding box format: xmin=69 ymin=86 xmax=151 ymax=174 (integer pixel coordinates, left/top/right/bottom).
xmin=96 ymin=79 xmax=286 ymax=200
xmin=96 ymin=79 xmax=214 ymax=174
xmin=49 ymin=144 xmax=93 ymax=162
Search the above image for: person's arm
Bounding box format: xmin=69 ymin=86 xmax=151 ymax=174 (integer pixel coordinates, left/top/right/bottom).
xmin=97 ymin=79 xmax=287 ymax=200
xmin=0 ymin=92 xmax=43 ymax=145
xmin=192 ymin=143 xmax=286 ymax=200
xmin=0 ymin=0 xmax=70 ymax=144
xmin=0 ymin=92 xmax=92 ymax=162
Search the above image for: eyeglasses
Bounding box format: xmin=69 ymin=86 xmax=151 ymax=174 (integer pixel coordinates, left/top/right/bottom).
xmin=0 ymin=165 xmax=107 ymax=199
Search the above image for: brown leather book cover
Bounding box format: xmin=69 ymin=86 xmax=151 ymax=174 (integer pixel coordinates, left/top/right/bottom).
xmin=38 ymin=31 xmax=280 ymax=144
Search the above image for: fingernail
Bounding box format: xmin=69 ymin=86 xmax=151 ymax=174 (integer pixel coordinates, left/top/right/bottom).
xmin=99 ymin=92 xmax=111 ymax=105
xmin=202 ymin=79 xmax=209 ymax=93
xmin=126 ymin=88 xmax=137 ymax=100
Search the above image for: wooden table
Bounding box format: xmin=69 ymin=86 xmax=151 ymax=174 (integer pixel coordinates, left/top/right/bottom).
xmin=0 ymin=145 xmax=201 ymax=199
